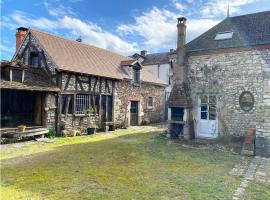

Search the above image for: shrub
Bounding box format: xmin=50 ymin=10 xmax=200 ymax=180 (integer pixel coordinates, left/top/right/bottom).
xmin=46 ymin=129 xmax=56 ymax=138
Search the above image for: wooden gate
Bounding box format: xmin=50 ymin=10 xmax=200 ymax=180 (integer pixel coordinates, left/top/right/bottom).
xmin=130 ymin=101 xmax=138 ymax=126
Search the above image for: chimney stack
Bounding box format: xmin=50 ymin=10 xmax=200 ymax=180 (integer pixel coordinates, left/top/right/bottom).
xmin=16 ymin=27 xmax=28 ymax=51
xmin=174 ymin=17 xmax=187 ymax=83
xmin=140 ymin=50 xmax=147 ymax=56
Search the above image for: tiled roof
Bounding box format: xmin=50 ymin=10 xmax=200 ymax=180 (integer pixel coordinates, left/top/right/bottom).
xmin=142 ymin=52 xmax=170 ymax=65
xmin=30 ymin=29 xmax=166 ymax=85
xmin=1 ymin=60 xmax=59 ymax=92
xmin=186 ymin=11 xmax=270 ymax=52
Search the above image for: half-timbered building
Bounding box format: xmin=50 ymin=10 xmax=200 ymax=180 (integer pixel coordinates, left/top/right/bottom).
xmin=1 ymin=27 xmax=166 ymax=134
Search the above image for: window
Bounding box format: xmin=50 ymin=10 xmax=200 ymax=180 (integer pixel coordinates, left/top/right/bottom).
xmin=30 ymin=52 xmax=39 ymax=67
xmin=12 ymin=69 xmax=23 ymax=82
xmin=147 ymin=97 xmax=153 ymax=109
xmin=214 ymin=31 xmax=233 ymax=40
xmin=75 ymin=94 xmax=90 ymax=114
xmin=239 ymin=91 xmax=254 ymax=112
xmin=61 ymin=95 xmax=73 ymax=114
xmin=133 ymin=68 xmax=140 ymax=84
xmin=201 ymin=95 xmax=216 ymax=120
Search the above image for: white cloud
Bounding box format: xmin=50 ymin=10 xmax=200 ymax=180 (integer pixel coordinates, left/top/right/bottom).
xmin=43 ymin=0 xmax=76 ymax=17
xmin=0 ymin=43 xmax=14 ymax=53
xmin=2 ymin=11 xmax=138 ymax=55
xmin=201 ymin=0 xmax=257 ymax=18
xmin=59 ymin=16 xmax=138 ymax=54
xmin=117 ymin=7 xmax=219 ymax=52
xmin=10 ymin=11 xmax=58 ymax=30
xmin=171 ymin=0 xmax=186 ymax=11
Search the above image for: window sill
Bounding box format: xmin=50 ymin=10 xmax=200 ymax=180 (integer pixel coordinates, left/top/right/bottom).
xmin=74 ymin=114 xmax=95 ymax=117
xmin=61 ymin=114 xmax=73 ymax=117
xmin=145 ymin=108 xmax=154 ymax=112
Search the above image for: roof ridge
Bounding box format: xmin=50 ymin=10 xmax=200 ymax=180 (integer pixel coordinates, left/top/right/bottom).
xmin=229 ymin=10 xmax=270 ymax=19
xmin=29 ymin=28 xmax=133 ymax=61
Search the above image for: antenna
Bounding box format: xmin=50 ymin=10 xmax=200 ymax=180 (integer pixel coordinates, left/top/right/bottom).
xmin=76 ymin=35 xmax=82 ymax=42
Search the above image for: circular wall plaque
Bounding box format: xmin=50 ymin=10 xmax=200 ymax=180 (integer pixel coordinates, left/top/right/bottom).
xmin=239 ymin=91 xmax=254 ymax=112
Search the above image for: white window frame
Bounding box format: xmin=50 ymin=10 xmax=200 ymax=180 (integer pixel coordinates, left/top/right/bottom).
xmin=147 ymin=97 xmax=153 ymax=109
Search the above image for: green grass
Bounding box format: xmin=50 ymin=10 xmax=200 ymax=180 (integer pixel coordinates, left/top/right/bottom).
xmin=242 ymin=181 xmax=270 ymax=200
xmin=1 ymin=125 xmax=243 ymax=199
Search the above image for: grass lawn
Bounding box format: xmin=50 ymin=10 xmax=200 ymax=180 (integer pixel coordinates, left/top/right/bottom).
xmin=1 ymin=125 xmax=243 ymax=200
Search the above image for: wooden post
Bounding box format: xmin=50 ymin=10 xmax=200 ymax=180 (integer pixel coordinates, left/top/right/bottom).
xmin=99 ymin=94 xmax=102 ymax=128
xmin=112 ymin=81 xmax=115 ymax=123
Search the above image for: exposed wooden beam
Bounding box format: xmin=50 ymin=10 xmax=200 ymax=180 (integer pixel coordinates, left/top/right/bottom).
xmin=64 ymin=74 xmax=71 ymax=91
xmin=77 ymin=76 xmax=85 ymax=91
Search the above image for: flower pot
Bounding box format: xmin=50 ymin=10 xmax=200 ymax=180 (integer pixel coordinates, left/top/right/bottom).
xmin=17 ymin=125 xmax=26 ymax=133
xmin=87 ymin=127 xmax=96 ymax=135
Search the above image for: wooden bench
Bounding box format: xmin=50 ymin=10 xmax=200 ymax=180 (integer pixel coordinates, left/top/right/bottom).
xmin=1 ymin=127 xmax=49 ymax=139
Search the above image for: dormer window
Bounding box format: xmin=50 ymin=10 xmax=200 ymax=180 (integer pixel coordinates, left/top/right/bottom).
xmin=30 ymin=52 xmax=39 ymax=67
xmin=133 ymin=68 xmax=140 ymax=85
xmin=214 ymin=31 xmax=233 ymax=40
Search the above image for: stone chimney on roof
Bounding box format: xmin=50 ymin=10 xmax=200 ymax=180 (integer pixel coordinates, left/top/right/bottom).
xmin=140 ymin=50 xmax=147 ymax=56
xmin=16 ymin=27 xmax=28 ymax=51
xmin=175 ymin=17 xmax=187 ymax=83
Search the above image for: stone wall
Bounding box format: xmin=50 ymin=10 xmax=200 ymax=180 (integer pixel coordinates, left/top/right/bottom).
xmin=114 ymin=80 xmax=165 ymax=127
xmin=255 ymin=51 xmax=270 ymax=157
xmin=44 ymin=93 xmax=57 ymax=130
xmin=60 ymin=115 xmax=97 ymax=133
xmin=187 ymin=47 xmax=270 ymax=137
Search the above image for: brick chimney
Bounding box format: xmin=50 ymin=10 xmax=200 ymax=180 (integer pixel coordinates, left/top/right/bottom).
xmin=174 ymin=17 xmax=187 ymax=83
xmin=140 ymin=50 xmax=147 ymax=56
xmin=16 ymin=27 xmax=28 ymax=51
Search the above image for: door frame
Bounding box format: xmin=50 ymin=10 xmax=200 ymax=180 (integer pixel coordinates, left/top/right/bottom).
xmin=196 ymin=95 xmax=218 ymax=139
xmin=130 ymin=101 xmax=139 ymax=126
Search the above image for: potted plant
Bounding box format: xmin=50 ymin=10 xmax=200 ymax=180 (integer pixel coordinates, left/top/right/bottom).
xmin=17 ymin=125 xmax=26 ymax=133
xmin=87 ymin=124 xmax=97 ymax=135
xmin=85 ymin=107 xmax=98 ymax=135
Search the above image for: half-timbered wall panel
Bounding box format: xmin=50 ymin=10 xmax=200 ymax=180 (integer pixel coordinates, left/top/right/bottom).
xmin=61 ymin=72 xmax=113 ymax=95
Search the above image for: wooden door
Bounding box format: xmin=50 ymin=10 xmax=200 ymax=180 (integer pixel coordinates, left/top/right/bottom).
xmin=130 ymin=101 xmax=138 ymax=126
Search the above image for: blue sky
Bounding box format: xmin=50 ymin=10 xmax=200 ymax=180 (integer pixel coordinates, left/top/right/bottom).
xmin=1 ymin=0 xmax=270 ymax=60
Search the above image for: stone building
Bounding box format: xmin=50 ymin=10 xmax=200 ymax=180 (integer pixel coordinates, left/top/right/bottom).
xmin=168 ymin=11 xmax=270 ymax=157
xmin=1 ymin=27 xmax=166 ymax=133
xmin=132 ymin=50 xmax=175 ymax=120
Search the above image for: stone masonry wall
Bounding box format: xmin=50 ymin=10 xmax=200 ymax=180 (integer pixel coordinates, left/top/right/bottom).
xmin=114 ymin=80 xmax=165 ymax=127
xmin=45 ymin=93 xmax=57 ymax=130
xmin=255 ymin=51 xmax=270 ymax=157
xmin=187 ymin=48 xmax=270 ymax=137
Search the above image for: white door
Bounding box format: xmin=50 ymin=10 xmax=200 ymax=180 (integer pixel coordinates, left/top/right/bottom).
xmin=197 ymin=95 xmax=218 ymax=138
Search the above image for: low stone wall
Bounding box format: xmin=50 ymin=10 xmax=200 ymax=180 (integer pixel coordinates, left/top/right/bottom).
xmin=60 ymin=115 xmax=98 ymax=132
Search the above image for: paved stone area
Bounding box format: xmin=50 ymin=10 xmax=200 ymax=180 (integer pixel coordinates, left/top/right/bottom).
xmin=231 ymin=156 xmax=270 ymax=200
